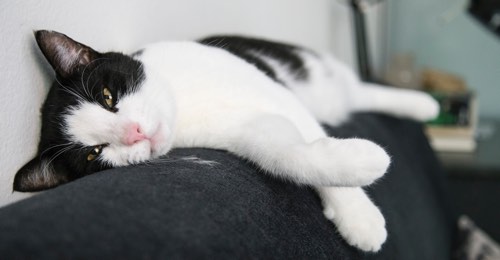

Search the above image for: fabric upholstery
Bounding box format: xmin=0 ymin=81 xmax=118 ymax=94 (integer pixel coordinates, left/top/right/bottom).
xmin=0 ymin=114 xmax=455 ymax=259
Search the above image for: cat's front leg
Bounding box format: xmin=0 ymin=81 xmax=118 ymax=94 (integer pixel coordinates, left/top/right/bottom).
xmin=221 ymin=114 xmax=390 ymax=187
xmin=316 ymin=186 xmax=387 ymax=252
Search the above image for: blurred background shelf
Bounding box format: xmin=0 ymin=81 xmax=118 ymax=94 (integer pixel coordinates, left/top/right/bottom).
xmin=438 ymin=119 xmax=500 ymax=179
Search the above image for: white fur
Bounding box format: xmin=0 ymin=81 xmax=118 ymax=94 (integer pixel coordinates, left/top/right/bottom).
xmin=317 ymin=186 xmax=387 ymax=252
xmin=64 ymin=41 xmax=439 ymax=252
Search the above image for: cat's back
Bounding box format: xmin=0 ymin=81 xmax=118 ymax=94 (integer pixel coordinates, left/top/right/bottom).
xmin=137 ymin=40 xmax=275 ymax=87
xmin=136 ymin=36 xmax=339 ymax=91
xmin=136 ymin=40 xmax=300 ymax=111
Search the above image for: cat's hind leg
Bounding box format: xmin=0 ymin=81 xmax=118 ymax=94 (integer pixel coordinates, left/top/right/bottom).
xmin=317 ymin=186 xmax=387 ymax=252
xmin=221 ymin=114 xmax=390 ymax=187
xmin=352 ymin=83 xmax=439 ymax=122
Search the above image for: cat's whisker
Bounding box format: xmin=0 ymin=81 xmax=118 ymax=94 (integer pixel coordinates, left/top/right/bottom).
xmin=81 ymin=61 xmax=92 ymax=99
xmin=130 ymin=70 xmax=144 ymax=89
xmin=74 ymin=146 xmax=88 ymax=154
xmin=84 ymin=59 xmax=108 ymax=97
xmin=40 ymin=142 xmax=73 ymax=157
xmin=54 ymin=78 xmax=83 ymax=100
xmin=56 ymin=79 xmax=87 ymax=101
xmin=136 ymin=63 xmax=144 ymax=76
xmin=41 ymin=144 xmax=75 ymax=174
xmin=206 ymin=38 xmax=226 ymax=48
xmin=109 ymin=69 xmax=132 ymax=76
xmin=47 ymin=145 xmax=74 ymax=162
xmin=61 ymin=87 xmax=86 ymax=101
xmin=89 ymin=80 xmax=102 ymax=101
xmin=93 ymin=91 xmax=100 ymax=102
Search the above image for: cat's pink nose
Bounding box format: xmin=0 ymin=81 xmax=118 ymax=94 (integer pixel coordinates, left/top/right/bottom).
xmin=123 ymin=123 xmax=146 ymax=145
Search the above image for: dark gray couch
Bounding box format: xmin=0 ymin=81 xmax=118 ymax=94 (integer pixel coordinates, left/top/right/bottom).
xmin=0 ymin=113 xmax=456 ymax=259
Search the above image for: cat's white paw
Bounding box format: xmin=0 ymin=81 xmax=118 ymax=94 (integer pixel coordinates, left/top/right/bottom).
xmin=406 ymin=92 xmax=440 ymax=122
xmin=307 ymin=138 xmax=390 ymax=187
xmin=322 ymin=189 xmax=387 ymax=252
xmin=125 ymin=142 xmax=152 ymax=165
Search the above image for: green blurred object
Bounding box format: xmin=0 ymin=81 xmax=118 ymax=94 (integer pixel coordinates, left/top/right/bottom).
xmin=427 ymin=92 xmax=475 ymax=126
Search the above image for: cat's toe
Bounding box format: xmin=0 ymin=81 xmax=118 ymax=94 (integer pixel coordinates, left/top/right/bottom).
xmin=126 ymin=142 xmax=153 ymax=164
xmin=340 ymin=212 xmax=387 ymax=252
xmin=410 ymin=93 xmax=440 ymax=121
xmin=302 ymin=138 xmax=390 ymax=187
xmin=334 ymin=138 xmax=391 ymax=186
xmin=324 ymin=193 xmax=387 ymax=252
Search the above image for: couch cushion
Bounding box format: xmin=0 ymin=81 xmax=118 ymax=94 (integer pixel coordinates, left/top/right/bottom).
xmin=0 ymin=114 xmax=455 ymax=259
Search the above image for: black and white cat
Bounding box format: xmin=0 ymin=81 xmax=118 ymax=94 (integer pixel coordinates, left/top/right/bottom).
xmin=14 ymin=30 xmax=438 ymax=252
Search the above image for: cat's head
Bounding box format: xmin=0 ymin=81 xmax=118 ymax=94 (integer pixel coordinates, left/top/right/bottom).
xmin=13 ymin=30 xmax=176 ymax=192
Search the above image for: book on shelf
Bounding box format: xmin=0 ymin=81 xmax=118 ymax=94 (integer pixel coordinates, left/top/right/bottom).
xmin=425 ymin=91 xmax=477 ymax=153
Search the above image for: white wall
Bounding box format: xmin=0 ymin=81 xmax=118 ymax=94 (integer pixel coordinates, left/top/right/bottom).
xmin=0 ymin=0 xmax=359 ymax=207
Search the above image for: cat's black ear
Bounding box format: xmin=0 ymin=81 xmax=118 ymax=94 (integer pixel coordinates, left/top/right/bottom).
xmin=13 ymin=155 xmax=70 ymax=192
xmin=34 ymin=30 xmax=100 ymax=78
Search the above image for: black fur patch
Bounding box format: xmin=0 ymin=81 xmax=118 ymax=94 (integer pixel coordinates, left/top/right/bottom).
xmin=38 ymin=52 xmax=145 ymax=181
xmin=199 ymin=36 xmax=309 ymax=84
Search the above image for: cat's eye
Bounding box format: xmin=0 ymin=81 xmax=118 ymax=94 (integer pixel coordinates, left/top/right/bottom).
xmin=103 ymin=87 xmax=114 ymax=108
xmin=87 ymin=145 xmax=104 ymax=161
